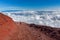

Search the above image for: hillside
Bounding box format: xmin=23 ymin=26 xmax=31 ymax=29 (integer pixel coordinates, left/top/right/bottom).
xmin=0 ymin=13 xmax=60 ymax=40
xmin=15 ymin=22 xmax=60 ymax=40
xmin=0 ymin=13 xmax=18 ymax=40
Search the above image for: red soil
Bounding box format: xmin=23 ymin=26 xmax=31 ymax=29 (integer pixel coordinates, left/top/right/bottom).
xmin=0 ymin=13 xmax=18 ymax=40
xmin=0 ymin=13 xmax=60 ymax=40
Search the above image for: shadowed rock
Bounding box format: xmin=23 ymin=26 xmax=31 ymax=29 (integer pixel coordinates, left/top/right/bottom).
xmin=29 ymin=24 xmax=60 ymax=40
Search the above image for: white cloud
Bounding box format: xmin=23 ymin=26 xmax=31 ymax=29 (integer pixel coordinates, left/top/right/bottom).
xmin=2 ymin=10 xmax=60 ymax=28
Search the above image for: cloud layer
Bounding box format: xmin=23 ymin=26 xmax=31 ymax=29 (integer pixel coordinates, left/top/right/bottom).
xmin=2 ymin=10 xmax=60 ymax=28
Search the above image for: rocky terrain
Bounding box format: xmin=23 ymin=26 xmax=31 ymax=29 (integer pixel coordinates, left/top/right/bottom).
xmin=0 ymin=13 xmax=60 ymax=40
xmin=15 ymin=22 xmax=60 ymax=40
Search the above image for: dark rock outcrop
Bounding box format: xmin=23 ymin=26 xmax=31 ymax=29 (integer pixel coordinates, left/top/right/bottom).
xmin=29 ymin=24 xmax=60 ymax=40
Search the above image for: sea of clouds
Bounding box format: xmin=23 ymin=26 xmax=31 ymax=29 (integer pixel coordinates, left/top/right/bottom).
xmin=2 ymin=10 xmax=60 ymax=28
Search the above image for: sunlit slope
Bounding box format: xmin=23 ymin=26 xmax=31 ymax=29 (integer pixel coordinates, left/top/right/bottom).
xmin=0 ymin=13 xmax=18 ymax=40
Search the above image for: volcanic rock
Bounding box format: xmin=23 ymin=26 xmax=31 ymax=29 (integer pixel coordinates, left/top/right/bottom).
xmin=16 ymin=22 xmax=60 ymax=40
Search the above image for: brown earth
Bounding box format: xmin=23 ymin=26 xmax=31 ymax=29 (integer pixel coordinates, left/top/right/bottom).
xmin=0 ymin=13 xmax=60 ymax=40
xmin=16 ymin=22 xmax=60 ymax=40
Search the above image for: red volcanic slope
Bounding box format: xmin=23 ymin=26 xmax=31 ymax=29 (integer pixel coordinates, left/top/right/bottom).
xmin=0 ymin=13 xmax=60 ymax=40
xmin=0 ymin=13 xmax=18 ymax=40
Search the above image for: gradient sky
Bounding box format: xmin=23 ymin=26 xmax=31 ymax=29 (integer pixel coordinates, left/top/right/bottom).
xmin=0 ymin=0 xmax=60 ymax=10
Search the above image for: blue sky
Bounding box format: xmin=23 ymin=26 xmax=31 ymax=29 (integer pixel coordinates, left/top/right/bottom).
xmin=0 ymin=0 xmax=60 ymax=10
